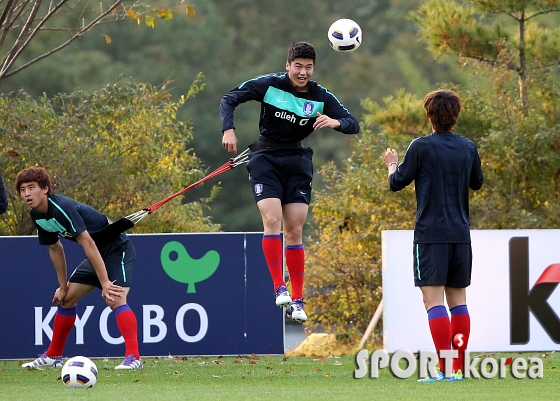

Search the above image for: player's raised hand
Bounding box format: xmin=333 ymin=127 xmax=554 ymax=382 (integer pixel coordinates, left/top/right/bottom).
xmin=383 ymin=148 xmax=398 ymax=166
xmin=222 ymin=129 xmax=238 ymax=154
xmin=313 ymin=112 xmax=341 ymax=130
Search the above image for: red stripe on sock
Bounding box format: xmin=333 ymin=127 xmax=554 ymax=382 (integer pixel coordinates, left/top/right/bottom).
xmin=115 ymin=308 xmax=140 ymax=360
xmin=46 ymin=312 xmax=76 ymax=357
xmin=451 ymin=313 xmax=470 ymax=373
xmin=285 ymin=246 xmax=304 ymax=299
xmin=262 ymin=236 xmax=285 ymax=290
xmin=428 ymin=315 xmax=451 ymax=372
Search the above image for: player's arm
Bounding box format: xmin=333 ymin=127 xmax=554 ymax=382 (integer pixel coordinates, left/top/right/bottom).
xmin=317 ymin=94 xmax=360 ymax=134
xmin=313 ymin=112 xmax=341 ymax=131
xmin=470 ymin=144 xmax=484 ymax=190
xmin=48 ymin=240 xmax=69 ymax=305
xmin=383 ymin=148 xmax=399 ymax=176
xmin=387 ymin=140 xmax=418 ymax=192
xmin=75 ymin=230 xmax=124 ymax=302
xmin=222 ymin=128 xmax=239 ymax=154
xmin=220 ymin=75 xmax=270 ymax=153
xmin=220 ymin=94 xmax=239 ymax=154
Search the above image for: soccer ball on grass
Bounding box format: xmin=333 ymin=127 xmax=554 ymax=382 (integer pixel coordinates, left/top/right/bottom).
xmin=61 ymin=356 xmax=98 ymax=388
xmin=328 ymin=18 xmax=362 ymax=52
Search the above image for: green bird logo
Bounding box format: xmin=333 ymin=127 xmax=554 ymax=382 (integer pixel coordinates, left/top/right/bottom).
xmin=160 ymin=241 xmax=220 ymax=293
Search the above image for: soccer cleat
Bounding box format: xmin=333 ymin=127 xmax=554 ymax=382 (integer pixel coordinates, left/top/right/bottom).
xmin=275 ymin=285 xmax=292 ymax=308
xmin=22 ymin=353 xmax=63 ymax=368
xmin=114 ymin=354 xmax=143 ymax=370
xmin=417 ymin=371 xmax=446 ymax=382
xmin=447 ymin=370 xmax=464 ymax=382
xmin=286 ymin=298 xmax=307 ymax=322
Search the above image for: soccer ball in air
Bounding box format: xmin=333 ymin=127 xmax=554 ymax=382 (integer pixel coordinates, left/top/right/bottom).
xmin=61 ymin=356 xmax=98 ymax=389
xmin=328 ymin=18 xmax=362 ymax=52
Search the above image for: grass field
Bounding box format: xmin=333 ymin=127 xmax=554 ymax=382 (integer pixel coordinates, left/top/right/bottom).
xmin=0 ymin=351 xmax=558 ymax=401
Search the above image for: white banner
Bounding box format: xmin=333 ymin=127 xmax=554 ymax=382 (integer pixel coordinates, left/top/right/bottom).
xmin=382 ymin=230 xmax=560 ymax=352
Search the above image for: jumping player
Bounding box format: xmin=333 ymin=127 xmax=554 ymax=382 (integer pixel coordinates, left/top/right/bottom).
xmin=220 ymin=42 xmax=360 ymax=322
xmin=17 ymin=167 xmax=142 ymax=370
xmin=383 ymin=90 xmax=483 ymax=381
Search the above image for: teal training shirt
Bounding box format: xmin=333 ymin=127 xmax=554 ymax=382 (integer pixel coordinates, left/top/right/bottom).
xmin=220 ymin=72 xmax=359 ymax=143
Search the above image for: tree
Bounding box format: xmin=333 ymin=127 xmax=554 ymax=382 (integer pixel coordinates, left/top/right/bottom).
xmin=410 ymin=0 xmax=560 ymax=228
xmin=1 ymin=0 xmax=471 ymax=231
xmin=0 ymin=75 xmax=222 ymax=235
xmin=410 ymin=0 xmax=560 ymax=107
xmin=0 ymin=0 xmax=195 ymax=84
xmin=306 ymin=0 xmax=560 ymax=342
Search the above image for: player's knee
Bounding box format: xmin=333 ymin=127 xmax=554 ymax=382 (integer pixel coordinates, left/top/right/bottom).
xmin=58 ymin=299 xmax=78 ymax=309
xmin=284 ymin=226 xmax=303 ymax=243
xmin=106 ymin=297 xmax=128 ymax=311
xmin=262 ymin=215 xmax=282 ymax=231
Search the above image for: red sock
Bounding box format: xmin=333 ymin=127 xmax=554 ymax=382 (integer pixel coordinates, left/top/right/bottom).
xmin=262 ymin=235 xmax=285 ymax=290
xmin=285 ymin=244 xmax=304 ymax=299
xmin=450 ymin=304 xmax=470 ymax=374
xmin=46 ymin=306 xmax=76 ymax=357
xmin=427 ymin=305 xmax=451 ymax=373
xmin=114 ymin=305 xmax=140 ymax=359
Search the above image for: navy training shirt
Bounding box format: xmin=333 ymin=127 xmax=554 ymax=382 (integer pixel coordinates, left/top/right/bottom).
xmin=389 ymin=132 xmax=483 ymax=243
xmin=30 ymin=194 xmax=127 ymax=249
xmin=220 ymin=72 xmax=359 ymax=142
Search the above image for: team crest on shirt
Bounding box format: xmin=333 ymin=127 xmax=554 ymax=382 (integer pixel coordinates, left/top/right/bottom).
xmin=303 ymin=102 xmax=314 ymax=116
xmin=254 ymin=183 xmax=263 ymax=196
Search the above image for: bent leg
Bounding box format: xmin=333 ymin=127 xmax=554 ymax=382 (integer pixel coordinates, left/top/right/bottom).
xmin=282 ymin=203 xmax=308 ymax=300
xmin=257 ymin=198 xmax=286 ymax=291
xmin=108 ymin=288 xmax=140 ymax=360
xmin=47 ymin=282 xmax=95 ymax=357
xmin=257 ymin=198 xmax=283 ymax=235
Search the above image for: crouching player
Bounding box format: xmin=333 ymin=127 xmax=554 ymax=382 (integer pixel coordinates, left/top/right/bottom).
xmin=17 ymin=167 xmax=142 ymax=370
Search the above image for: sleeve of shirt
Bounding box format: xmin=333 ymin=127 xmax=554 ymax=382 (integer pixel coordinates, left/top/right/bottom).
xmin=470 ymin=143 xmax=484 ymax=190
xmin=0 ymin=174 xmax=7 ymax=214
xmin=323 ymin=93 xmax=360 ymax=135
xmin=389 ymin=139 xmax=419 ymax=192
xmin=220 ymin=75 xmax=270 ymax=132
xmin=33 ymin=220 xmax=60 ymax=245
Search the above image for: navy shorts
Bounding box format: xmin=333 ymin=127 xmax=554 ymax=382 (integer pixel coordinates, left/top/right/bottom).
xmin=246 ymin=148 xmax=314 ymax=204
xmin=69 ymin=239 xmax=136 ymax=288
xmin=412 ymin=243 xmax=472 ymax=288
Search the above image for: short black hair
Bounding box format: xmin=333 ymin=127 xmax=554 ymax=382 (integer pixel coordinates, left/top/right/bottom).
xmin=423 ymin=89 xmax=462 ymax=132
xmin=287 ymin=42 xmax=316 ymax=64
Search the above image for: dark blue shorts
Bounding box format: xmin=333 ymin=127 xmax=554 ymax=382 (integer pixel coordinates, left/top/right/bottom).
xmin=69 ymin=239 xmax=136 ymax=288
xmin=413 ymin=243 xmax=472 ymax=288
xmin=246 ymin=148 xmax=314 ymax=204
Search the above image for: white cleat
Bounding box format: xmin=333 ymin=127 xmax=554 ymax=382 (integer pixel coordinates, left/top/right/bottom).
xmin=275 ymin=285 xmax=292 ymax=308
xmin=286 ymin=298 xmax=307 ymax=322
xmin=115 ymin=354 xmax=143 ymax=370
xmin=22 ymin=353 xmax=63 ymax=368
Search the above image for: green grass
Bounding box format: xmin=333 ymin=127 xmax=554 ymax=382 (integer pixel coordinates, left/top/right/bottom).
xmin=0 ymin=352 xmax=558 ymax=401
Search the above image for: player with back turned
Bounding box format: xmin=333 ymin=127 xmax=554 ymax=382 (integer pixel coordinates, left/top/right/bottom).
xmin=220 ymin=41 xmax=360 ymax=322
xmin=16 ymin=167 xmax=142 ymax=370
xmin=383 ymin=90 xmax=483 ymax=381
